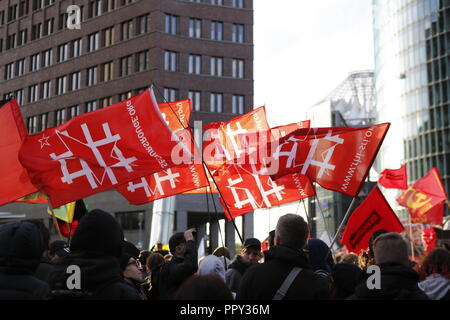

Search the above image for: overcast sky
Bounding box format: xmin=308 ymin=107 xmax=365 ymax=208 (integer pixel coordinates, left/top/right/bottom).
xmin=254 ymin=0 xmax=375 ymax=127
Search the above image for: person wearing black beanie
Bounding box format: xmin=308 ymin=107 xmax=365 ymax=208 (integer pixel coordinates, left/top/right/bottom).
xmin=47 ymin=209 xmax=139 ymax=300
xmin=0 ymin=221 xmax=49 ymax=299
xmin=120 ymin=241 xmax=147 ymax=300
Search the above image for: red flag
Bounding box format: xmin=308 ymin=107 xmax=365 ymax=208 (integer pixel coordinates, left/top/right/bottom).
xmin=378 ymin=165 xmax=408 ymax=189
xmin=397 ymin=168 xmax=447 ymax=225
xmin=0 ymin=99 xmax=39 ymax=206
xmin=269 ymin=123 xmax=390 ymax=197
xmin=422 ymin=227 xmax=437 ymax=255
xmin=202 ymin=107 xmax=270 ymax=170
xmin=215 ymin=163 xmax=315 ymax=220
xmin=19 ymin=89 xmax=190 ymax=208
xmin=341 ymin=186 xmax=404 ymax=253
xmin=269 ymin=120 xmax=311 ymax=140
xmin=158 ymin=99 xmax=192 ymax=131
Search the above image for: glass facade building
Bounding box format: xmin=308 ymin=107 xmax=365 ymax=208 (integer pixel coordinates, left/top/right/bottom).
xmin=373 ymin=0 xmax=450 ymax=219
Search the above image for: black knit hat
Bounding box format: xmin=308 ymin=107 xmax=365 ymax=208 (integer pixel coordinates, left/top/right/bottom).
xmin=169 ymin=232 xmax=186 ymax=255
xmin=70 ymin=209 xmax=124 ymax=258
xmin=119 ymin=241 xmax=140 ymax=270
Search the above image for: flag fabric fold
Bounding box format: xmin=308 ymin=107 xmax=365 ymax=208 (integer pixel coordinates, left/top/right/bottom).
xmin=378 ymin=164 xmax=408 ymax=190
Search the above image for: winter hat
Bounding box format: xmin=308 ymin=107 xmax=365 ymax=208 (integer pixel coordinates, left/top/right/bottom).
xmin=307 ymin=238 xmax=333 ymax=273
xmin=70 ymin=209 xmax=124 ymax=258
xmin=169 ymin=232 xmax=186 ymax=254
xmin=0 ymin=221 xmax=43 ymax=271
xmin=119 ymin=241 xmax=140 ymax=270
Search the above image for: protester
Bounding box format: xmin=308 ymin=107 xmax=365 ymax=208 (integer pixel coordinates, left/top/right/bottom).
xmin=0 ymin=221 xmax=49 ymax=299
xmin=143 ymin=252 xmax=165 ymax=300
xmin=138 ymin=250 xmax=151 ymax=278
xmin=341 ymin=253 xmax=359 ymax=266
xmin=348 ymin=232 xmax=428 ymax=300
xmin=212 ymin=246 xmax=232 ymax=270
xmin=225 ymin=238 xmax=261 ymax=294
xmin=330 ymin=263 xmax=364 ymax=300
xmin=153 ymin=241 xmax=169 ymax=257
xmin=418 ymin=248 xmax=450 ymax=300
xmin=157 ymin=228 xmax=198 ymax=299
xmin=236 ymin=214 xmax=331 ymax=300
xmin=25 ymin=219 xmax=54 ymax=283
xmin=48 ymin=209 xmax=139 ymax=300
xmin=198 ymin=255 xmax=226 ymax=281
xmin=120 ymin=241 xmax=147 ymax=300
xmin=306 ymin=238 xmax=334 ymax=279
xmin=174 ymin=274 xmax=233 ymax=300
xmin=334 ymin=252 xmax=345 ymax=264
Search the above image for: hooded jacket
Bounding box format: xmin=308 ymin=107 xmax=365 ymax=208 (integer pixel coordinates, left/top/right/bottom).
xmin=236 ymin=245 xmax=331 ymax=300
xmin=47 ymin=209 xmax=139 ymax=300
xmin=348 ymin=262 xmax=429 ymax=300
xmin=418 ymin=274 xmax=450 ymax=300
xmin=225 ymin=255 xmax=251 ymax=293
xmin=198 ymin=255 xmax=226 ymax=281
xmin=0 ymin=221 xmax=49 ymax=299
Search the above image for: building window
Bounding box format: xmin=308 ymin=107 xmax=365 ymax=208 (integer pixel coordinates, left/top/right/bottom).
xmin=87 ymin=66 xmax=98 ymax=86
xmin=19 ymin=1 xmax=29 ymax=17
xmin=103 ymin=26 xmax=115 ymax=47
xmin=8 ymin=4 xmax=18 ymax=22
xmin=39 ymin=113 xmax=48 ymax=131
xmin=232 ymin=24 xmax=244 ymax=43
xmin=68 ymin=105 xmax=80 ymax=120
xmin=89 ymin=0 xmax=103 ymax=18
xmin=44 ymin=0 xmax=56 ymax=6
xmin=58 ymin=13 xmax=68 ymax=30
xmin=58 ymin=43 xmax=69 ymax=62
xmin=43 ymin=49 xmax=52 ymax=67
xmin=164 ymin=51 xmax=177 ymax=72
xmin=6 ymin=33 xmax=17 ymax=50
xmin=15 ymin=89 xmax=24 ymax=105
xmin=189 ymin=18 xmax=202 ymax=38
xmin=106 ymin=0 xmax=116 ymax=11
xmin=136 ymin=14 xmax=148 ymax=35
xmin=211 ymin=0 xmax=223 ymax=5
xmin=42 ymin=80 xmax=51 ymax=99
xmin=5 ymin=62 xmax=15 ymax=80
xmin=188 ymin=91 xmax=201 ymax=111
xmin=56 ymin=76 xmax=68 ymax=94
xmin=55 ymin=108 xmax=66 ymax=126
xmin=189 ymin=0 xmax=202 ymax=2
xmin=232 ymin=0 xmax=244 ymax=8
xmin=210 ymin=57 xmax=223 ymax=76
xmin=29 ymin=84 xmax=39 ymax=103
xmin=210 ymin=21 xmax=223 ymax=41
xmin=44 ymin=18 xmax=54 ymax=36
xmin=100 ymin=96 xmax=113 ymax=108
xmin=232 ymin=95 xmax=244 ymax=114
xmin=88 ymin=32 xmax=99 ymax=52
xmin=120 ymin=55 xmax=132 ymax=76
xmin=86 ymin=100 xmax=98 ymax=112
xmin=210 ymin=93 xmax=223 ymax=112
xmin=16 ymin=59 xmax=25 ymax=76
xmin=121 ymin=20 xmax=133 ymax=41
xmin=27 ymin=116 xmax=38 ymax=134
xmin=136 ymin=51 xmax=149 ymax=72
xmin=71 ymin=72 xmax=81 ymax=91
xmin=33 ymin=0 xmax=43 ymax=11
xmin=72 ymin=39 xmax=82 ymax=58
xmin=31 ymin=23 xmax=42 ymax=40
xmin=30 ymin=54 xmax=40 ymax=72
xmin=18 ymin=29 xmax=28 ymax=46
xmin=189 ymin=54 xmax=201 ymax=74
xmin=115 ymin=211 xmax=145 ymax=230
xmin=119 ymin=91 xmax=133 ymax=101
xmin=232 ymin=59 xmax=244 ymax=78
xmin=163 ymin=88 xmax=177 ymax=101
xmin=101 ymin=61 xmax=113 ymax=81
xmin=165 ymin=14 xmax=178 ymax=35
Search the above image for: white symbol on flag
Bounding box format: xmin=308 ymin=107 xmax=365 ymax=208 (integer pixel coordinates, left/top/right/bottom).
xmin=161 ymin=113 xmax=170 ymax=126
xmin=50 ymin=123 xmax=137 ymax=189
xmin=127 ymin=169 xmax=180 ymax=197
xmin=39 ymin=134 xmax=51 ymax=149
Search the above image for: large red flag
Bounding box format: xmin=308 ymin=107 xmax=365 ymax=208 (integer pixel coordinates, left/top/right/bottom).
xmin=268 ymin=123 xmax=390 ymax=197
xmin=341 ymin=186 xmax=404 ymax=253
xmin=214 ymin=163 xmax=315 ymax=220
xmin=378 ymin=165 xmax=408 ymax=190
xmin=0 ymin=99 xmax=39 ymax=206
xmin=397 ymin=168 xmax=447 ymax=225
xmin=19 ymin=89 xmax=190 ymax=208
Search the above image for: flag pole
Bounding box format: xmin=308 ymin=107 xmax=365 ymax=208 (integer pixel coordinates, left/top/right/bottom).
xmin=408 ymin=213 xmax=415 ymax=261
xmin=48 ymin=202 xmax=63 ymax=241
xmin=329 ymin=197 xmax=357 ymax=250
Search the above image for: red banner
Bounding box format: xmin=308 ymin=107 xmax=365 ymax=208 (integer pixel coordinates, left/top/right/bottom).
xmin=397 ymin=168 xmax=447 ymax=225
xmin=215 ymin=163 xmax=315 ymax=220
xmin=19 ymin=89 xmax=190 ymax=208
xmin=269 ymin=123 xmax=390 ymax=197
xmin=341 ymin=186 xmax=404 ymax=253
xmin=0 ymin=99 xmax=39 ymax=206
xmin=378 ymin=164 xmax=408 ymax=190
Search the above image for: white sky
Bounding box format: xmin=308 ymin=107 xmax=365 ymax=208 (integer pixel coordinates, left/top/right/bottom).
xmin=254 ymin=0 xmax=375 ymax=127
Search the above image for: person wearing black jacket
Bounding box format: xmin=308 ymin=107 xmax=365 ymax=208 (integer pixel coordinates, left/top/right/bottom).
xmin=236 ymin=214 xmax=330 ymax=300
xmin=348 ymin=232 xmax=428 ymax=300
xmin=48 ymin=209 xmax=139 ymax=300
xmin=0 ymin=221 xmax=49 ymax=299
xmin=157 ymin=228 xmax=198 ymax=300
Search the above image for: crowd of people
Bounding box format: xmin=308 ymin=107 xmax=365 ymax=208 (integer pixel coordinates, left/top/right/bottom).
xmin=0 ymin=209 xmax=449 ymax=300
